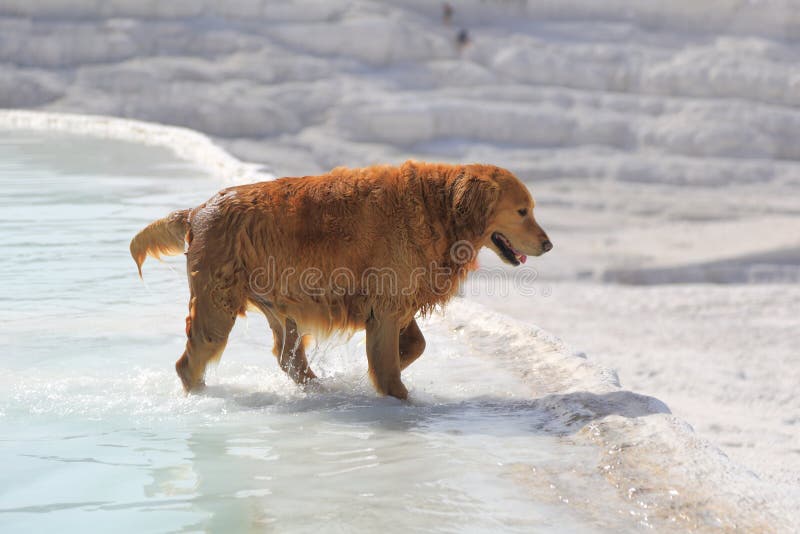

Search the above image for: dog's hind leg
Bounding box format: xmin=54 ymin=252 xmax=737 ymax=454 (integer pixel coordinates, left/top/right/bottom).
xmin=176 ymin=271 xmax=241 ymax=392
xmin=271 ymin=317 xmax=316 ymax=385
xmin=399 ymin=318 xmax=426 ymax=371
xmin=264 ymin=312 xmax=285 ymax=361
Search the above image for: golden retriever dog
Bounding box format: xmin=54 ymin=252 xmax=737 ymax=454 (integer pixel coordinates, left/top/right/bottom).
xmin=130 ymin=161 xmax=552 ymax=399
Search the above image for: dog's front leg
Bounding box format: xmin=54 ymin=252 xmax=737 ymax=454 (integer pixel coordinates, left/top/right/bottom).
xmin=365 ymin=311 xmax=407 ymax=399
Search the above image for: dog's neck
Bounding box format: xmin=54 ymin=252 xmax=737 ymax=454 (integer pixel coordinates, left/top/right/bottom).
xmin=398 ymin=159 xmax=489 ymax=262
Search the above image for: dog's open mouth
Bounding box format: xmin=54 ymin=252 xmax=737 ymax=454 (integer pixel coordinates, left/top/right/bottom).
xmin=491 ymin=232 xmax=527 ymax=266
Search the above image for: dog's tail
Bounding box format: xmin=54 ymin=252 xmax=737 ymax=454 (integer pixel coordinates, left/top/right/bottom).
xmin=130 ymin=209 xmax=191 ymax=277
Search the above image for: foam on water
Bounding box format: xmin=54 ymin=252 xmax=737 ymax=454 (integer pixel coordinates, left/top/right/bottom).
xmin=0 ymin=118 xmax=794 ymax=532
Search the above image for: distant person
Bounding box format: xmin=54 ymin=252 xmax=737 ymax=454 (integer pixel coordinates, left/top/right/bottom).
xmin=442 ymin=3 xmax=453 ymax=25
xmin=456 ymin=28 xmax=471 ymax=51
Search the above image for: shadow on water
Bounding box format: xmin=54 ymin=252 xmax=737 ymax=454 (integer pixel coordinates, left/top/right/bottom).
xmin=197 ymin=382 xmax=672 ymax=437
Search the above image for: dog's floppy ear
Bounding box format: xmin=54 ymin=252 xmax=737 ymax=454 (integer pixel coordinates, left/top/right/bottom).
xmin=450 ymin=171 xmax=500 ymax=239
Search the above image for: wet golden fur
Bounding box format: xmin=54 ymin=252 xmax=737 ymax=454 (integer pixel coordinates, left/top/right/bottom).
xmin=131 ymin=160 xmax=551 ymax=399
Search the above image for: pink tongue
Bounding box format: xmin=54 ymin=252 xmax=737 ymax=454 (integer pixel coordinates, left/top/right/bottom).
xmin=519 ymin=255 xmax=527 ymax=264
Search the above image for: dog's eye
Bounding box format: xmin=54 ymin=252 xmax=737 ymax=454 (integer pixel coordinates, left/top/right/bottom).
xmin=518 ymin=208 xmax=527 ymax=216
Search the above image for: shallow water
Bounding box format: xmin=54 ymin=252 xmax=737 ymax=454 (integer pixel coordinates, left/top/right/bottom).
xmin=0 ymin=132 xmax=634 ymax=532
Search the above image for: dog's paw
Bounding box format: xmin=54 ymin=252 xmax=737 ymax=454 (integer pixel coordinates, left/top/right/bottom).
xmin=385 ymin=379 xmax=409 ymax=400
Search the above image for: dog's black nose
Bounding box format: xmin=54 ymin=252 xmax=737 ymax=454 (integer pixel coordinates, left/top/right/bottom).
xmin=542 ymin=240 xmax=553 ymax=253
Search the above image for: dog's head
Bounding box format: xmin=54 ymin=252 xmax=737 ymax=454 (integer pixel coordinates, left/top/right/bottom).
xmin=451 ymin=164 xmax=552 ymax=266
